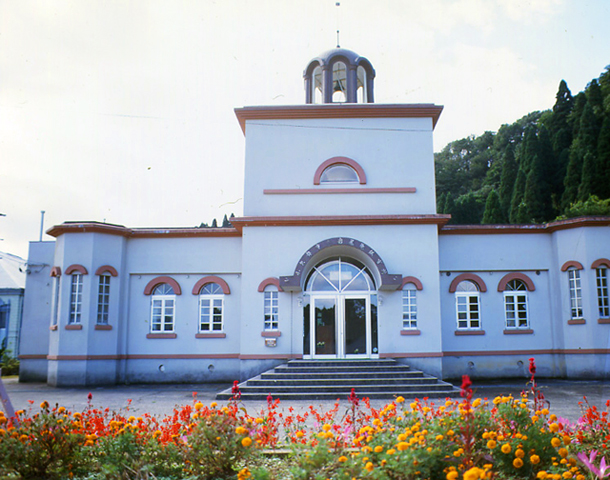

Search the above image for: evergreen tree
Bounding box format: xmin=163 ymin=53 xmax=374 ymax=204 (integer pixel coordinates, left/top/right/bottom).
xmin=537 ymin=126 xmax=558 ymax=198
xmin=517 ymin=125 xmax=539 ymax=175
xmin=437 ymin=192 xmax=447 ymax=213
xmin=562 ymin=150 xmax=583 ymax=210
xmin=597 ymin=115 xmax=610 ymax=198
xmin=550 ymin=80 xmax=573 ymax=155
xmin=482 ymin=190 xmax=504 ymax=224
xmin=509 ymin=168 xmax=527 ymax=224
xmin=222 ymin=214 xmax=231 ymax=227
xmin=211 ymin=218 xmax=218 ymax=228
xmin=586 ymin=79 xmax=605 ymax=120
xmin=451 ymin=192 xmax=485 ymax=224
xmin=498 ymin=145 xmax=518 ymax=217
xmin=444 ymin=193 xmax=456 ymax=222
xmin=523 ymin=155 xmax=548 ymax=223
xmin=578 ymin=152 xmax=597 ymax=201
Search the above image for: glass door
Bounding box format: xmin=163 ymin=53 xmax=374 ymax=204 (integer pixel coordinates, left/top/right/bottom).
xmin=343 ymin=296 xmax=369 ymax=357
xmin=312 ymin=296 xmax=337 ymax=357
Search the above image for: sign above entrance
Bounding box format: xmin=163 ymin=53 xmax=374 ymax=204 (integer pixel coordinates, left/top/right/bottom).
xmin=280 ymin=237 xmax=402 ymax=292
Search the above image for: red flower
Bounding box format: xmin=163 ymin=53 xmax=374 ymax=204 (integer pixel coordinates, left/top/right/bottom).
xmin=460 ymin=375 xmax=473 ymax=400
xmin=348 ymin=388 xmax=359 ymax=406
xmin=529 ymin=358 xmax=536 ymax=376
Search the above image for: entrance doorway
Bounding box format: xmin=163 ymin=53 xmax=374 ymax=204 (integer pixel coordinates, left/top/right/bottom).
xmin=303 ymin=258 xmax=378 ymax=359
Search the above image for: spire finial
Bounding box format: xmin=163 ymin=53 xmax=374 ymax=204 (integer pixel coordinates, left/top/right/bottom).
xmin=335 ymin=2 xmax=341 ymax=48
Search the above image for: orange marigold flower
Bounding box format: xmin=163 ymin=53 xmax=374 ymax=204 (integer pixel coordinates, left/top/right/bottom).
xmin=397 ymin=441 xmax=409 ymax=451
xmin=537 ymin=471 xmax=548 ymax=479
xmin=551 ymin=438 xmax=562 ymax=448
xmin=515 ymin=448 xmax=525 ymax=458
xmin=531 ymin=455 xmax=541 ymax=464
xmin=194 ymin=402 xmax=203 ymax=411
xmin=464 ymin=467 xmax=483 ymax=480
xmin=374 ymin=445 xmax=383 ymax=453
xmin=241 ymin=437 xmax=252 ymax=447
xmin=513 ymin=458 xmax=524 ymax=468
xmin=365 ymin=462 xmax=374 ymax=472
xmin=549 ymin=423 xmax=560 ymax=433
xmin=487 ymin=440 xmax=497 ymax=449
xmin=396 ymin=396 xmax=405 ymax=403
xmin=338 ymin=456 xmax=348 ymax=462
xmin=446 ymin=472 xmax=459 ymax=480
xmin=558 ymin=448 xmax=568 ymax=458
xmin=387 ymin=448 xmax=396 ymax=455
xmin=501 ymin=443 xmax=512 ymax=454
xmin=322 ymin=423 xmax=332 ymax=432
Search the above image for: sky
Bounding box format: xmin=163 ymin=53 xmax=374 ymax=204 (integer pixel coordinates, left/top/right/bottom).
xmin=1 ymin=0 xmax=609 ymax=260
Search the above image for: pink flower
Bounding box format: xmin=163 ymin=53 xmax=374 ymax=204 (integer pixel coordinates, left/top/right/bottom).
xmin=578 ymin=450 xmax=610 ymax=478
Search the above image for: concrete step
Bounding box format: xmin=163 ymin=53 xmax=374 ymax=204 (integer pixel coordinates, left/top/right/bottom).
xmin=260 ymin=371 xmax=425 ymax=380
xmin=250 ymin=376 xmax=438 ymax=386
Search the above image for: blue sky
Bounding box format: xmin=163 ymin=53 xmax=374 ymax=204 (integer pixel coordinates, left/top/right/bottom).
xmin=1 ymin=0 xmax=609 ymax=258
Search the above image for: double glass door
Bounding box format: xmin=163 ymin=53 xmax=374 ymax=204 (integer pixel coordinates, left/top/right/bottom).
xmin=309 ymin=294 xmax=371 ymax=358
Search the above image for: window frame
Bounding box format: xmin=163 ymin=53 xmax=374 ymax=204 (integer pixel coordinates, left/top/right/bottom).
xmin=96 ymin=274 xmax=111 ymax=325
xmin=199 ymin=283 xmax=224 ymax=333
xmin=401 ymin=286 xmax=418 ymax=329
xmin=263 ymin=288 xmax=279 ymax=331
xmin=455 ymin=281 xmax=481 ymax=330
xmin=150 ymin=284 xmax=176 ymax=333
xmin=68 ymin=273 xmax=83 ymax=325
xmin=596 ymin=267 xmax=609 ymax=318
xmin=503 ymin=280 xmax=529 ymax=329
xmin=567 ymin=268 xmax=583 ymax=320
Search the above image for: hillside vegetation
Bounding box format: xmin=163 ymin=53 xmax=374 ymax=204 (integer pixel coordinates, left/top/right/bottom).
xmin=435 ymin=65 xmax=610 ymax=224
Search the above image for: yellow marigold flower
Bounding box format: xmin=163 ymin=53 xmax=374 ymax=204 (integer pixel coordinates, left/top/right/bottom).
xmin=551 ymin=437 xmax=562 ymax=447
xmin=241 ymin=437 xmax=252 ymax=447
xmin=532 ymin=415 xmax=540 ymax=423
xmin=235 ymin=426 xmax=247 ymax=435
xmin=550 ymin=414 xmax=557 ymax=421
xmin=513 ymin=458 xmax=524 ymax=468
xmin=445 ymin=400 xmax=453 ymax=406
xmin=501 ymin=443 xmax=512 ymax=454
xmin=210 ymin=402 xmax=218 ymax=408
xmin=436 ymin=434 xmax=444 ymax=441
xmin=410 ymin=402 xmax=418 ymax=409
xmin=255 ymin=417 xmax=264 ymax=424
xmin=374 ymin=445 xmax=383 ymax=453
xmin=296 ymin=430 xmax=304 ymax=438
xmin=473 ymin=398 xmax=482 ymax=407
xmin=322 ymin=423 xmax=332 ymax=432
xmin=493 ymin=396 xmax=502 ymax=405
xmin=537 ymin=472 xmax=548 ymax=479
xmin=446 ymin=471 xmax=459 ymax=480
xmin=194 ymin=402 xmax=203 ymax=411
xmin=464 ymin=467 xmax=483 ymax=480
xmin=338 ymin=456 xmax=348 ymax=462
xmin=559 ymin=448 xmax=568 ymax=458
xmin=397 ymin=433 xmax=407 ymax=441
xmin=487 ymin=440 xmax=497 ymax=449
xmin=397 ymin=441 xmax=409 ymax=451
xmin=576 ymin=475 xmax=585 ymax=480
xmin=153 ymin=430 xmax=162 ymax=438
xmin=447 ymin=429 xmax=455 ymax=436
xmin=563 ymin=435 xmax=571 ymax=445
xmin=515 ymin=448 xmax=525 ymax=458
xmin=541 ymin=408 xmax=549 ymax=415
xmin=531 ymin=455 xmax=541 ymax=464
xmin=396 ymin=396 xmax=405 ymax=403
xmin=549 ymin=423 xmax=560 ymax=433
xmin=40 ymin=401 xmax=49 ymax=409
xmin=57 ymin=406 xmax=66 ymax=414
xmin=497 ymin=434 xmax=505 ymax=441
xmin=482 ymin=432 xmax=490 ymax=439
xmin=73 ymin=412 xmax=82 ymax=419
xmin=0 ymin=429 xmax=5 ymax=436
xmin=19 ymin=434 xmax=28 ymax=442
xmin=562 ymin=472 xmax=572 ymax=479
xmin=238 ymin=467 xmax=251 ymax=480
xmin=128 ymin=416 xmax=136 ymax=423
xmin=365 ymin=462 xmax=374 ymax=472
xmin=362 ymin=446 xmax=372 ymax=453
xmin=387 ymin=448 xmax=396 ymax=455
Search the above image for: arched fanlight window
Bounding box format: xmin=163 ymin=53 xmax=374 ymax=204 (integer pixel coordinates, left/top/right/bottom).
xmin=504 ymin=280 xmax=529 ymax=329
xmin=151 ymin=283 xmax=175 ymax=332
xmin=332 ymin=61 xmax=347 ymax=103
xmin=455 ymin=280 xmax=480 ymax=330
xmin=199 ymin=283 xmax=224 ymax=332
xmin=306 ymin=258 xmax=375 ymax=293
xmin=320 ymin=164 xmax=359 ymax=183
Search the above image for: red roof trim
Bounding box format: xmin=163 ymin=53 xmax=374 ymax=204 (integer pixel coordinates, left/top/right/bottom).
xmin=234 ymin=103 xmax=444 ymax=134
xmin=313 ymin=156 xmax=367 ymax=185
xmin=440 ymin=216 xmax=610 ymax=235
xmin=65 ymin=264 xmax=88 ymax=275
xmin=50 ymin=266 xmax=62 ymax=277
xmin=46 ymin=222 xmax=240 ymax=239
xmin=192 ymin=276 xmax=231 ymax=295
xmin=143 ymin=276 xmax=182 ymax=295
xmin=449 ymin=273 xmax=487 ymax=293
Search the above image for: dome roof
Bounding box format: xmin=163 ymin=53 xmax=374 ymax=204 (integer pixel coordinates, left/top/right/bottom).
xmin=304 ymin=48 xmax=375 ymax=77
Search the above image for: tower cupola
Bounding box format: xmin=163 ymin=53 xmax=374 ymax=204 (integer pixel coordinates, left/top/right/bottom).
xmin=304 ymin=48 xmax=376 ymax=104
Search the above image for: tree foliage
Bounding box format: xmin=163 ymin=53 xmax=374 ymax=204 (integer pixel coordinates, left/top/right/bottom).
xmin=435 ymin=65 xmax=610 ymax=225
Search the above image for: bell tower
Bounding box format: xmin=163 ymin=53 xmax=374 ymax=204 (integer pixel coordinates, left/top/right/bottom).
xmin=303 ymin=48 xmax=376 ymax=104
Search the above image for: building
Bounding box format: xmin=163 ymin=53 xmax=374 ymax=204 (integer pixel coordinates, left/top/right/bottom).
xmin=19 ymin=48 xmax=610 ymax=386
xmin=0 ymin=252 xmax=26 ymax=358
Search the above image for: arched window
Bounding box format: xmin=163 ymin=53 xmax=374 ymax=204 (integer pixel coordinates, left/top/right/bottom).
xmin=402 ymin=284 xmax=417 ymax=329
xmin=263 ymin=285 xmax=279 ymax=331
xmin=357 ymin=65 xmax=367 ymax=103
xmin=331 ymin=61 xmax=347 ymax=103
xmin=320 ymin=164 xmax=359 ymax=184
xmin=593 ymin=260 xmax=610 ymax=318
xmin=312 ymin=65 xmax=323 ymax=104
xmin=69 ymin=273 xmax=84 ymax=325
xmin=199 ymin=283 xmax=224 ymax=332
xmin=567 ymin=268 xmax=583 ymax=320
xmin=306 ymin=258 xmax=375 ymax=293
xmin=504 ymin=279 xmax=529 ymax=329
xmin=151 ymin=284 xmax=175 ymax=333
xmin=455 ymin=280 xmax=480 ymax=330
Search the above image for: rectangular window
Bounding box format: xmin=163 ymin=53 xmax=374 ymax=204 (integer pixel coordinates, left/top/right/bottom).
xmin=456 ymin=294 xmax=480 ymax=329
xmin=402 ymin=289 xmax=417 ymax=329
xmin=96 ymin=275 xmax=111 ymax=325
xmin=264 ymin=291 xmax=279 ymax=330
xmin=568 ymin=269 xmax=583 ymax=319
xmin=69 ymin=274 xmax=83 ymax=324
xmin=200 ymin=296 xmax=223 ymax=332
xmin=0 ymin=301 xmax=8 ymax=329
xmin=151 ymin=297 xmax=174 ymax=332
xmin=597 ymin=268 xmax=609 ymax=318
xmin=504 ymin=293 xmax=528 ymax=328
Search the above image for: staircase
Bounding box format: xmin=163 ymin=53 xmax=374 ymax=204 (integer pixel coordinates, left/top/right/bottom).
xmin=216 ymin=359 xmax=459 ymax=400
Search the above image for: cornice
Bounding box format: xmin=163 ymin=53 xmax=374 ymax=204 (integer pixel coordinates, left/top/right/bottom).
xmin=234 ymin=103 xmax=444 ymax=134
xmin=46 ymin=222 xmax=241 ymax=239
xmin=439 ymin=216 xmax=610 ymax=235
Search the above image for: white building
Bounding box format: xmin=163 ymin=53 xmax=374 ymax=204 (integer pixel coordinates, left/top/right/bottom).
xmin=19 ymin=48 xmax=610 ymax=386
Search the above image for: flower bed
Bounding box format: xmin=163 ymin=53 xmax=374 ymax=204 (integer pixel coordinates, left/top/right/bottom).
xmin=0 ymin=361 xmax=609 ymax=479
